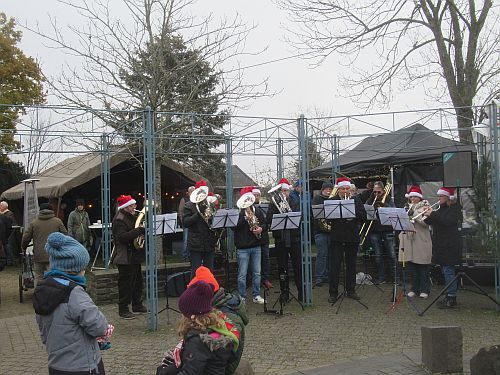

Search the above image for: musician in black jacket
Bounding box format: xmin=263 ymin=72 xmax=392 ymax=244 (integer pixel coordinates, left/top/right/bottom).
xmin=266 ymin=178 xmax=304 ymax=302
xmin=423 ymin=187 xmax=462 ymax=309
xmin=234 ymin=187 xmax=268 ymax=304
xmin=183 ymin=181 xmax=218 ymax=278
xmin=328 ymin=177 xmax=367 ymax=304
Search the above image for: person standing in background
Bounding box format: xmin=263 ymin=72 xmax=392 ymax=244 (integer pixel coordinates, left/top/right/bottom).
xmin=178 ymin=186 xmax=195 ymax=262
xmin=67 ymin=198 xmax=91 ymax=250
xmin=0 ymin=201 xmax=17 ymax=265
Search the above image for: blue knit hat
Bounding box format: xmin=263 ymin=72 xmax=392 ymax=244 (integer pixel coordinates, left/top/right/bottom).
xmin=45 ymin=232 xmax=90 ymax=272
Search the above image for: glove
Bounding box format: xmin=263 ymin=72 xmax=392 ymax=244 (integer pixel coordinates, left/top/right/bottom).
xmin=98 ymin=341 xmax=112 ymax=350
xmin=161 ymin=350 xmax=175 ymax=367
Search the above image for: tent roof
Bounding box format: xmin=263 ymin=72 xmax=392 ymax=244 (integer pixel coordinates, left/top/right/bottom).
xmin=310 ymin=124 xmax=476 ymax=177
xmin=1 ymin=147 xmax=204 ymax=200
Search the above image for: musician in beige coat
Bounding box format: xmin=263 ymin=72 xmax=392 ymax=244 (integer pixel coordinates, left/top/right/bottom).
xmin=398 ymin=186 xmax=432 ymax=298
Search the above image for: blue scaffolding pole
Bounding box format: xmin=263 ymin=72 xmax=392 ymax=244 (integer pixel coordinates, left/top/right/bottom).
xmin=143 ymin=107 xmax=158 ymax=330
xmin=225 ymin=137 xmax=235 ymax=253
xmin=297 ymin=115 xmax=312 ymax=306
xmin=100 ymin=134 xmax=111 ymax=268
xmin=276 ymin=138 xmax=284 ymax=180
xmin=490 ymin=102 xmax=500 ymax=306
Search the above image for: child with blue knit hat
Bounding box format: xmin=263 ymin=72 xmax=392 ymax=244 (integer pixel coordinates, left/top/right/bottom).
xmin=33 ymin=232 xmax=113 ymax=374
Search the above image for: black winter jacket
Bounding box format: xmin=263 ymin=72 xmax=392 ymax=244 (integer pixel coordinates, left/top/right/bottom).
xmin=183 ymin=201 xmax=217 ymax=253
xmin=266 ymin=196 xmax=301 ymax=245
xmin=365 ymin=196 xmax=395 ymax=232
xmin=330 ymin=195 xmax=367 ymax=243
xmin=233 ymin=207 xmax=267 ymax=249
xmin=424 ymin=203 xmax=463 ymax=266
xmin=112 ymin=210 xmax=145 ymax=265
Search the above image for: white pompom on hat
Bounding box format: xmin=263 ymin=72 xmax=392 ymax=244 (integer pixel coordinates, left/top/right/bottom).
xmin=405 ymin=185 xmax=423 ymax=199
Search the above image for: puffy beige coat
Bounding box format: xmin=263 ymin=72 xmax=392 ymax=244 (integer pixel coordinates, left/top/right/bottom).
xmin=398 ymin=205 xmax=432 ymax=265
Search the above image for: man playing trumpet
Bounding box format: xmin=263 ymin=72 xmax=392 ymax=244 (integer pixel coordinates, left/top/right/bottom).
xmin=234 ymin=187 xmax=267 ymax=304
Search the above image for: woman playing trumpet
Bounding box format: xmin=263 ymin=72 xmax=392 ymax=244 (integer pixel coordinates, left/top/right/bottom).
xmin=398 ymin=186 xmax=432 ymax=298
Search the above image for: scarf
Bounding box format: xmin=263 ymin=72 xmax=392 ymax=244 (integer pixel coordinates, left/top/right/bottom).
xmin=44 ymin=269 xmax=87 ymax=287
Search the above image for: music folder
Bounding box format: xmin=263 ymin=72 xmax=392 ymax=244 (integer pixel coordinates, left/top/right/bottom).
xmin=270 ymin=211 xmax=301 ymax=230
xmin=155 ymin=213 xmax=178 ymax=235
xmin=324 ymin=199 xmax=356 ymax=219
xmin=211 ymin=208 xmax=239 ymax=229
xmin=377 ymin=207 xmax=413 ymax=231
xmin=312 ymin=204 xmax=325 ymax=219
xmin=364 ymin=205 xmax=377 ymax=221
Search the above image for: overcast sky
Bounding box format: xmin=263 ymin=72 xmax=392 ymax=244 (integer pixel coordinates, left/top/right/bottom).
xmin=3 ymin=0 xmax=452 ymax=182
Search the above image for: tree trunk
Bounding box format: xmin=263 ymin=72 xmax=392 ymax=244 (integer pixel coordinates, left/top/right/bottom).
xmin=455 ymin=107 xmax=474 ymax=143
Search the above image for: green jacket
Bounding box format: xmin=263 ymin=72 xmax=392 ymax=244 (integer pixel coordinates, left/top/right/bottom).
xmin=67 ymin=209 xmax=91 ymax=246
xmin=212 ymin=288 xmax=249 ymax=375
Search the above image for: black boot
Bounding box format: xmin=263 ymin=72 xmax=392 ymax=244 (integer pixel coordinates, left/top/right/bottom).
xmin=438 ymin=295 xmax=457 ymax=309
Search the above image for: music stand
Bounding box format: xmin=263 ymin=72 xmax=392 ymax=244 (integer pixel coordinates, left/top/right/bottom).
xmin=377 ymin=208 xmax=421 ymax=315
xmin=324 ymin=199 xmax=356 ymax=219
xmin=212 ymin=209 xmax=239 ymax=290
xmin=257 ymin=203 xmax=269 ymax=217
xmin=156 ymin=213 xmax=183 ymax=320
xmin=268 ymin=212 xmax=304 ymax=315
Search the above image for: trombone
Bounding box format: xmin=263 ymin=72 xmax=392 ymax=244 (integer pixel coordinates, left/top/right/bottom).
xmin=359 ymin=182 xmax=392 ymax=246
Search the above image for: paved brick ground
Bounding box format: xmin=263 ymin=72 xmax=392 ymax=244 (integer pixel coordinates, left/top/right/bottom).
xmin=1 ymin=265 xmax=499 ymax=374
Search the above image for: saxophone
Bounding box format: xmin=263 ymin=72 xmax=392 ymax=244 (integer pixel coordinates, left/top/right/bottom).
xmin=245 ymin=207 xmax=261 ymax=239
xmin=318 ymin=186 xmax=338 ymax=233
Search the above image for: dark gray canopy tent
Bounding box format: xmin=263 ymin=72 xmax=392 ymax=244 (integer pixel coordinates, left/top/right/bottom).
xmin=310 ymin=124 xmax=476 ymax=205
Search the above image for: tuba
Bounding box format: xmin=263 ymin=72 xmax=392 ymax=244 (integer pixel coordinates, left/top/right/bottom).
xmin=190 ymin=185 xmax=216 ymax=228
xmin=268 ymin=184 xmax=291 ymax=213
xmin=133 ymin=199 xmax=154 ymax=250
xmin=237 ymin=192 xmax=261 ymax=238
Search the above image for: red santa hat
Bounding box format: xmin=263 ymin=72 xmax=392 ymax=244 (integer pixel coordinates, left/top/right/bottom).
xmin=195 ymin=180 xmax=207 ymax=189
xmin=117 ymin=195 xmax=136 ymax=210
xmin=251 ymin=186 xmax=261 ymax=195
xmin=335 ymin=177 xmax=351 ymax=188
xmin=437 ymin=187 xmax=455 ymax=198
xmin=279 ymin=178 xmax=291 ymax=190
xmin=240 ymin=186 xmax=252 ymax=196
xmin=405 ymin=185 xmax=423 ymax=199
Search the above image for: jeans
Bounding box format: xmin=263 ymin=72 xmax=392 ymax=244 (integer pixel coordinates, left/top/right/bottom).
xmin=190 ymin=251 xmax=215 ymax=279
xmin=314 ymin=232 xmax=330 ymax=283
xmin=408 ymin=262 xmax=430 ymax=294
xmin=441 ymin=265 xmax=458 ymax=297
xmin=182 ymin=228 xmax=190 ymax=261
xmin=369 ymin=232 xmax=396 ymax=281
xmin=237 ymin=246 xmax=261 ymax=299
xmin=261 ymin=243 xmax=271 ymax=282
xmin=117 ymin=264 xmax=143 ymax=311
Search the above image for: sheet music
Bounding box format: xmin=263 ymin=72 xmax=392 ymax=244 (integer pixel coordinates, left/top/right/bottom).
xmin=212 ymin=208 xmax=239 ymax=228
xmin=377 ymin=208 xmax=412 ymax=230
xmin=364 ymin=205 xmax=377 ymax=221
xmin=270 ymin=212 xmax=301 ymax=230
xmin=312 ymin=204 xmax=325 ymax=219
xmin=324 ymin=199 xmax=356 ymax=219
xmin=154 ymin=213 xmax=178 ymax=235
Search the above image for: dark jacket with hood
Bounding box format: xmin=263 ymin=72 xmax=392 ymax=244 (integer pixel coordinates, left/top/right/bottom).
xmin=266 ymin=195 xmax=301 ymax=245
xmin=22 ymin=209 xmax=68 ymax=263
xmin=330 ymin=194 xmax=367 ymax=243
xmin=183 ymin=201 xmax=217 ymax=253
xmin=233 ymin=206 xmax=267 ymax=250
xmin=212 ymin=288 xmax=249 ymax=375
xmin=32 ymin=276 xmax=108 ymax=374
xmin=112 ymin=209 xmax=145 ymax=265
xmin=424 ymin=202 xmax=463 ymax=266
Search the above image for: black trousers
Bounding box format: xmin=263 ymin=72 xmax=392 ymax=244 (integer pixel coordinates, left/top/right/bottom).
xmin=275 ymin=241 xmax=303 ymax=297
xmin=117 ymin=264 xmax=143 ymax=311
xmin=329 ymin=241 xmax=358 ymax=297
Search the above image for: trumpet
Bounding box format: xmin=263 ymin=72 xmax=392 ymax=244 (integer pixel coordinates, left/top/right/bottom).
xmin=409 ymin=200 xmax=440 ymax=223
xmin=268 ymin=184 xmax=291 ymax=213
xmin=237 ymin=192 xmax=261 ymax=238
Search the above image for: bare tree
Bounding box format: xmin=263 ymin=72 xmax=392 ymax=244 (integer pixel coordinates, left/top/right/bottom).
xmin=276 ymin=0 xmax=499 ymax=142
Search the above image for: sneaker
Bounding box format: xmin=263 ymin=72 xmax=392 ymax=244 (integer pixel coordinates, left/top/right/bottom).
xmin=119 ymin=310 xmax=136 ymax=320
xmin=132 ymin=305 xmax=147 ymax=314
xmin=419 ymin=292 xmax=429 ymax=299
xmin=328 ymin=295 xmax=338 ymax=304
xmin=407 ymin=291 xmax=416 ymax=298
xmin=252 ymin=295 xmax=265 ymax=304
xmin=438 ymin=296 xmax=457 ymax=309
xmin=263 ymin=280 xmax=273 ymax=289
xmin=347 ymin=291 xmax=361 ymax=301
